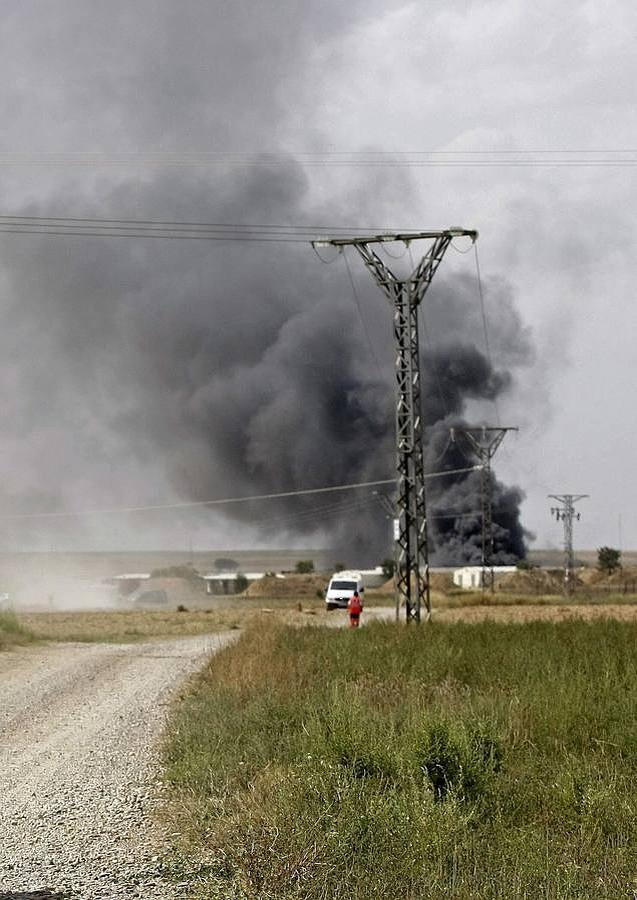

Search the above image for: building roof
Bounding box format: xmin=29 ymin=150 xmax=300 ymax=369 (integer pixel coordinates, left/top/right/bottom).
xmin=202 ymin=572 xmax=268 ymax=581
xmin=113 ymin=573 xmax=151 ymax=580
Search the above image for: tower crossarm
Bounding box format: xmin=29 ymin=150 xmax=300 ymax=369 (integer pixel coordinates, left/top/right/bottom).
xmin=409 ymin=234 xmax=455 ymax=306
xmin=354 ymin=244 xmax=399 ymax=303
xmin=452 ymin=426 xmax=518 ymax=462
xmin=548 ymin=494 xmax=589 ymax=505
xmin=316 ymin=229 xmax=478 ymax=248
xmin=313 ymin=228 xmax=478 ymax=307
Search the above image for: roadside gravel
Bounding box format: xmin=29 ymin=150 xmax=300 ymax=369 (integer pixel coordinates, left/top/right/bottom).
xmin=0 ymin=633 xmax=234 ymax=899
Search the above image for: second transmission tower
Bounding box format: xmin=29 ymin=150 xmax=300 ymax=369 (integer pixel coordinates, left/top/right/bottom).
xmin=549 ymin=494 xmax=588 ymax=594
xmin=451 ymin=426 xmax=518 ymax=592
xmin=314 ymin=229 xmax=478 ymax=622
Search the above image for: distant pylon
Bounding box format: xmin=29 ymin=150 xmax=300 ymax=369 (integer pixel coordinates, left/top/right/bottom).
xmin=451 ymin=426 xmax=518 ymax=592
xmin=549 ymin=494 xmax=588 ymax=594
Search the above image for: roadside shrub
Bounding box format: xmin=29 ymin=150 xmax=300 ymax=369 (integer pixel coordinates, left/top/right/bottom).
xmin=0 ymin=610 xmax=33 ymax=649
xmin=381 ymin=558 xmax=395 ymax=579
xmin=235 ymin=573 xmax=248 ymax=593
xmin=416 ymin=720 xmax=503 ymax=802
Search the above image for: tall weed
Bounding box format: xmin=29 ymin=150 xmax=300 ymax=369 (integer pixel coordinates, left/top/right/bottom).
xmin=0 ymin=610 xmax=33 ymax=649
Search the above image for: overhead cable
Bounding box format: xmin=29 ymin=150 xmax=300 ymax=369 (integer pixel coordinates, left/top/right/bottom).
xmin=0 ymin=150 xmax=636 ymax=168
xmin=406 ymin=245 xmax=451 ymax=418
xmin=1 ymin=466 xmax=482 ymax=521
xmin=0 ymin=215 xmax=439 ymax=245
xmin=343 ymin=248 xmax=387 ymax=380
xmin=473 ymin=243 xmax=501 ymax=425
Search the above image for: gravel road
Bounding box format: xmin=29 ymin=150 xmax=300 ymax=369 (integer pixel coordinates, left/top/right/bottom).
xmin=0 ymin=633 xmax=234 ymax=899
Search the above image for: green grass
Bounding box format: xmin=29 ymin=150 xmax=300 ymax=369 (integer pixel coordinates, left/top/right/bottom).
xmin=0 ymin=609 xmax=34 ymax=649
xmin=163 ymin=619 xmax=637 ymax=899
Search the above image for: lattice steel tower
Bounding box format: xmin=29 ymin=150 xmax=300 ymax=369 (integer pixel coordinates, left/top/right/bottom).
xmin=549 ymin=494 xmax=588 ymax=594
xmin=451 ymin=426 xmax=518 ymax=592
xmin=313 ymin=229 xmax=478 ymax=622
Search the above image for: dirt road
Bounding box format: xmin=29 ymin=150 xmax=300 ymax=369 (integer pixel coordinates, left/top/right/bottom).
xmin=0 ymin=634 xmax=233 ymax=899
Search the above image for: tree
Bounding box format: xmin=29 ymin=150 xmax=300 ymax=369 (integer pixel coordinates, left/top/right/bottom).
xmin=597 ymin=546 xmax=621 ymax=575
xmin=235 ymin=573 xmax=248 ymax=593
xmin=381 ymin=558 xmax=395 ymax=580
xmin=295 ymin=560 xmax=315 ymax=574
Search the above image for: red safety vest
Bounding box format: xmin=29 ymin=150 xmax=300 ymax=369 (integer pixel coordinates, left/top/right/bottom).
xmin=348 ymin=593 xmax=362 ymax=615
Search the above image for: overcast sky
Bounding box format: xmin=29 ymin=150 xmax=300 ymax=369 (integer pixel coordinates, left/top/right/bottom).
xmin=0 ymin=0 xmax=634 ymax=553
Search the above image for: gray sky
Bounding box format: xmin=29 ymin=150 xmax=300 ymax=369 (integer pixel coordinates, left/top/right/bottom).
xmin=0 ymin=0 xmax=634 ymax=552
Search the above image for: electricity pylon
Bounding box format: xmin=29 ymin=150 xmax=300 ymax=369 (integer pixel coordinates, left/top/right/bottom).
xmin=450 ymin=426 xmax=518 ymax=592
xmin=549 ymin=494 xmax=588 ymax=594
xmin=313 ymin=229 xmax=478 ymax=623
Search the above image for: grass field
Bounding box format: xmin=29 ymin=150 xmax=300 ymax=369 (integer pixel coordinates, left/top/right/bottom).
xmin=15 ymin=598 xmax=345 ymax=643
xmin=17 ymin=608 xmax=247 ymax=643
xmin=9 ymin=591 xmax=637 ymax=644
xmin=0 ymin=609 xmax=34 ymax=649
xmin=163 ymin=618 xmax=637 ymax=899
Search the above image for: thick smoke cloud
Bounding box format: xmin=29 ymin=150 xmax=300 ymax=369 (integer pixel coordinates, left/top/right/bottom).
xmin=0 ymin=163 xmax=532 ymax=563
xmin=0 ymin=2 xmax=535 ymax=561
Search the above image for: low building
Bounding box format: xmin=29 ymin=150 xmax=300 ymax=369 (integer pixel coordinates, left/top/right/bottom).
xmin=358 ymin=567 xmax=386 ymax=588
xmin=453 ymin=565 xmax=517 ymax=590
xmin=202 ymin=572 xmax=278 ymax=595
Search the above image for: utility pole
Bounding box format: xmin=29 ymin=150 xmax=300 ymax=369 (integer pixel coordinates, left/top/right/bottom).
xmin=313 ymin=229 xmax=478 ymax=622
xmin=549 ymin=494 xmax=588 ymax=594
xmin=450 ymin=426 xmax=518 ymax=592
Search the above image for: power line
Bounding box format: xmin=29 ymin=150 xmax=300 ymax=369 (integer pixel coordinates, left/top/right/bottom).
xmin=407 ymin=245 xmax=451 ymax=418
xmin=0 ymin=216 xmax=473 ymax=245
xmin=252 ymin=495 xmax=379 ymax=532
xmin=1 ymin=466 xmax=481 ymax=521
xmin=0 ymin=214 xmax=406 ymax=233
xmin=342 ymin=248 xmax=387 ymax=381
xmin=473 ymin=243 xmax=500 ymax=425
xmin=0 ymin=151 xmax=637 ymax=168
xmin=0 ymin=226 xmax=313 ymax=243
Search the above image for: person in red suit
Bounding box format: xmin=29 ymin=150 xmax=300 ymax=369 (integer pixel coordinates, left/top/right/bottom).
xmin=347 ymin=590 xmax=363 ymax=628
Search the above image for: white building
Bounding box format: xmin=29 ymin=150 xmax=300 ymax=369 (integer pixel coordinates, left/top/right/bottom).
xmin=202 ymin=572 xmax=284 ymax=595
xmin=453 ymin=565 xmax=517 ymax=590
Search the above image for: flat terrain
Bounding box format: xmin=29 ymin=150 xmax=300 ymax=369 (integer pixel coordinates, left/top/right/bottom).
xmin=434 ymin=601 xmax=637 ymax=623
xmin=16 ymin=598 xmax=637 ymax=645
xmin=19 ymin=608 xmax=244 ymax=642
xmin=0 ymin=633 xmax=233 ymax=899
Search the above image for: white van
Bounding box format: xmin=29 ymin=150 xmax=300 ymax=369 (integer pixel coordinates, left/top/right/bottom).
xmin=325 ymin=571 xmax=364 ymax=611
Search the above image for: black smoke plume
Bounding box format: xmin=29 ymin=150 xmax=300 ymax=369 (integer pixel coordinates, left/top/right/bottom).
xmin=0 ymin=165 xmax=532 ymax=562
